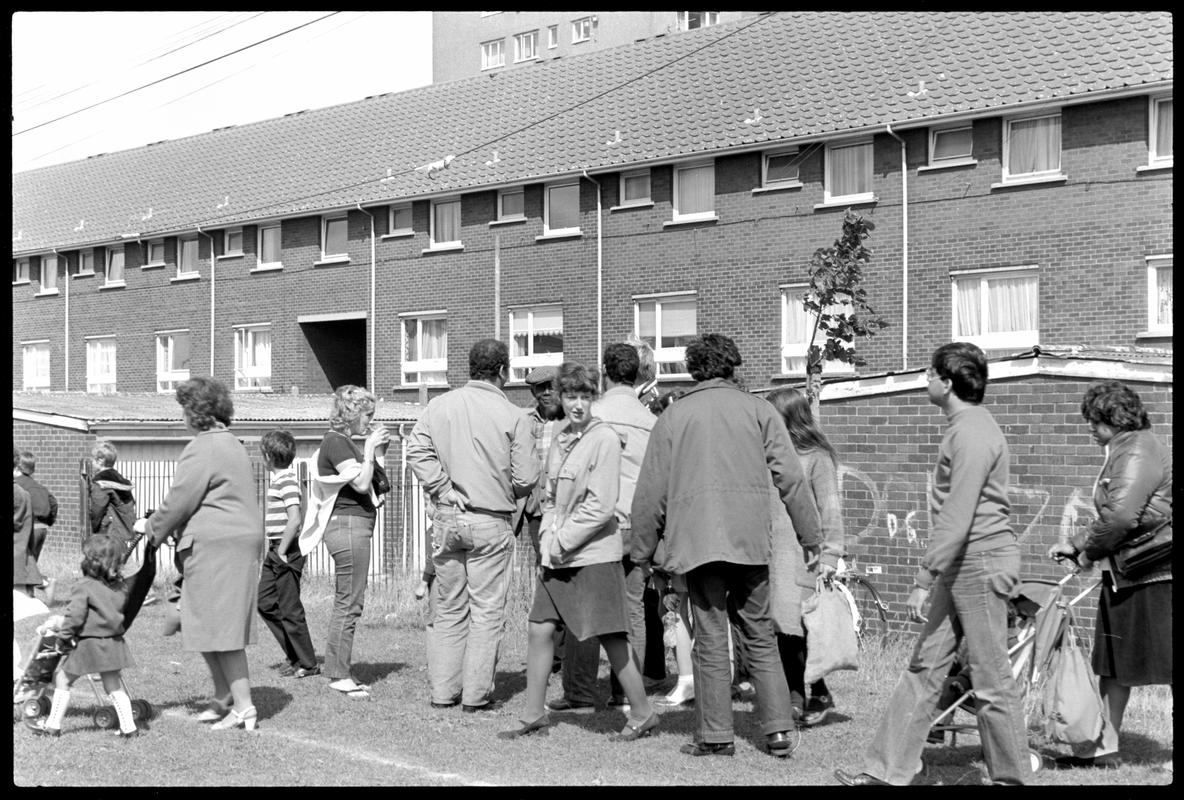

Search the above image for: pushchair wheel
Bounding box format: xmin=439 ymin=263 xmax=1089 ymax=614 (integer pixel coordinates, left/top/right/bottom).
xmin=93 ymin=706 xmax=119 ymax=729
xmin=1029 ymin=750 xmax=1044 ymax=774
xmin=23 ymin=697 xmax=49 ymax=720
xmin=132 ymin=699 xmax=154 ymax=721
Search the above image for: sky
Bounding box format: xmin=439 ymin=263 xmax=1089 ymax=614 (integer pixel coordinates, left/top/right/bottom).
xmin=11 ymin=11 xmax=434 ymax=174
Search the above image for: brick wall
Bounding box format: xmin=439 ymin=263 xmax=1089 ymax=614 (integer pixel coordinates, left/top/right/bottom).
xmin=12 ymin=420 xmax=96 ymax=559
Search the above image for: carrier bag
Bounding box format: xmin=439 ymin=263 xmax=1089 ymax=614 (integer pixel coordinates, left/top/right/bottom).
xmin=1112 ymin=518 xmax=1171 ymax=579
xmin=1041 ymin=615 xmax=1105 ymax=747
xmin=802 ymin=577 xmax=859 ymax=684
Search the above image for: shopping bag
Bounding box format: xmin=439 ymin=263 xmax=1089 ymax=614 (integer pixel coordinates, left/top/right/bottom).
xmin=1041 ymin=618 xmax=1105 ymax=747
xmin=802 ymin=578 xmax=859 ymax=684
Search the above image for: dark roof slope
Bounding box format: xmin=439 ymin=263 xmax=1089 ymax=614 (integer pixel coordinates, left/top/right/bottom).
xmin=13 ymin=12 xmax=1172 ymax=254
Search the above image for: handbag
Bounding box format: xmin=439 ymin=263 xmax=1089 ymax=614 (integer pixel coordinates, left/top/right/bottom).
xmin=801 ymin=577 xmax=859 ymax=684
xmin=1112 ymin=517 xmax=1171 ymax=578
xmin=371 ymin=461 xmax=391 ymax=496
xmin=1041 ymin=612 xmax=1105 ymax=747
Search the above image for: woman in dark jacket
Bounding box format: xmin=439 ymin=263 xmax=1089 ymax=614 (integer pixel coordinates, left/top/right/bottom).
xmin=1049 ymin=380 xmax=1171 ymax=768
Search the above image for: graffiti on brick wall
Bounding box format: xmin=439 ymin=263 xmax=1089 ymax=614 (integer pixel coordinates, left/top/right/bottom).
xmin=838 ymin=465 xmax=1097 ymax=548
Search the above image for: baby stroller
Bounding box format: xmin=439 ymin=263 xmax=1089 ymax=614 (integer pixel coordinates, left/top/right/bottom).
xmin=13 ymin=534 xmax=159 ymax=729
xmin=927 ymin=570 xmax=1100 ymax=774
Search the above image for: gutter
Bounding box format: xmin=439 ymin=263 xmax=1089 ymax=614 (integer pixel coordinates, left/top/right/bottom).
xmin=356 ymin=203 xmax=376 ymax=390
xmin=582 ymin=170 xmax=604 ymax=364
xmin=195 ymin=226 xmax=218 ymax=374
xmin=54 ymin=249 xmax=69 ymax=391
xmin=884 ymin=123 xmax=908 ymax=372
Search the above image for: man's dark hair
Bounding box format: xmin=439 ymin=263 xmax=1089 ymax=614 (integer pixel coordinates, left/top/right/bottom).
xmin=17 ymin=451 xmax=36 ymax=475
xmin=1081 ymin=380 xmax=1151 ymax=432
xmin=469 ymin=338 xmax=509 ymax=381
xmin=261 ymin=429 xmax=297 ymax=469
xmin=685 ymin=333 xmax=742 ymax=382
xmin=602 ymin=343 xmax=640 ymax=385
xmin=931 ymin=342 xmax=988 ymax=404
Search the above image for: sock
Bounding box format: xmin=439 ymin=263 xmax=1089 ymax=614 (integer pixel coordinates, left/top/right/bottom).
xmin=110 ymin=688 xmax=136 ymax=733
xmin=46 ymin=688 xmax=71 ymax=730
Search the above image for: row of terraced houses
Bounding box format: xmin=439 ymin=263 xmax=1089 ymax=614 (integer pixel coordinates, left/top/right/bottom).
xmin=12 ymin=12 xmax=1173 ymax=619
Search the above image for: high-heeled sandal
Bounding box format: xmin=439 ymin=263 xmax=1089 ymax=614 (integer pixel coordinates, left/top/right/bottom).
xmin=195 ymin=694 xmax=232 ymax=723
xmin=608 ymin=711 xmax=659 ymax=742
xmin=211 ymin=705 xmax=257 ymax=731
xmin=496 ymin=713 xmax=550 ymax=740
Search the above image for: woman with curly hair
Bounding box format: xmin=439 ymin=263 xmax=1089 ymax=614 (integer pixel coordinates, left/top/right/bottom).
xmin=1048 ymin=380 xmax=1172 ymax=769
xmin=140 ymin=377 xmax=264 ymax=730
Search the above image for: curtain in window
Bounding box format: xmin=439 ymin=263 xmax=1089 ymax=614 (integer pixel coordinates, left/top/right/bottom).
xmin=41 ymin=257 xmax=57 ymax=289
xmin=830 ymin=143 xmax=871 ymax=197
xmin=637 ymin=303 xmax=657 ymax=346
xmin=325 ymin=218 xmax=347 ymax=256
xmin=434 ymin=201 xmax=460 ymax=243
xmin=1157 ymin=100 xmax=1173 ymax=158
xmin=662 ymin=300 xmax=697 ymax=347
xmin=108 ymin=251 xmax=125 ymax=282
xmin=623 ymin=173 xmax=650 ymax=202
xmin=180 ymin=239 xmax=199 ymax=273
xmin=1008 ymin=117 xmax=1059 ymax=175
xmin=954 ymin=278 xmax=982 ymax=336
xmin=252 ymin=330 xmax=271 ymax=372
xmin=1156 ymin=266 xmax=1173 ymax=326
xmin=677 ymin=166 xmax=713 ymax=215
xmin=261 ymin=227 xmax=281 ymax=263
xmin=421 ymin=319 xmax=447 ymax=360
xmin=548 ymin=185 xmax=579 ymax=230
xmin=986 ymin=275 xmax=1037 ymax=332
xmin=531 ymin=307 xmax=563 ymax=353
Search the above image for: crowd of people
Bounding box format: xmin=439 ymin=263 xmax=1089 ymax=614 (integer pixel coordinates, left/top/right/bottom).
xmin=12 ymin=335 xmax=1171 ymax=784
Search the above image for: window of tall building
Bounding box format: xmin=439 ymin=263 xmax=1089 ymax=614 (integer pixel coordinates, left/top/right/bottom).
xmin=571 ymin=16 xmax=596 ymax=43
xmin=543 ymin=182 xmax=580 ymax=235
xmin=257 ymin=224 xmax=282 ymax=269
xmin=78 ymin=249 xmax=96 ymax=276
xmin=824 ymin=140 xmax=874 ymax=204
xmin=430 ymin=198 xmax=462 ymax=248
xmin=763 ymin=149 xmax=801 ymax=189
xmin=481 ymin=39 xmax=505 ymax=70
xmin=513 ymin=30 xmax=538 ymax=62
xmin=105 ymin=247 xmax=125 ymax=286
xmin=779 ymin=284 xmax=855 ymax=375
xmin=619 ymin=169 xmax=652 ymax=207
xmin=951 ymin=267 xmax=1039 ymax=353
xmin=672 ymin=161 xmax=715 ymax=222
xmin=677 ymin=12 xmax=719 ymax=31
xmin=498 ymin=188 xmax=525 ymax=221
xmin=1147 ymin=255 xmax=1173 ymax=334
xmin=388 ymin=204 xmax=413 ymax=236
xmin=146 ymin=239 xmax=166 ymax=267
xmin=86 ymin=336 xmax=117 ymax=394
xmin=635 ymin=294 xmax=697 ymax=375
xmin=321 ymin=215 xmax=348 ymax=261
xmin=547 ymin=25 xmax=558 ymax=49
xmin=177 ymin=238 xmax=199 ymax=277
xmin=929 ymin=126 xmax=975 ymax=167
xmin=22 ymin=341 xmax=50 ymax=391
xmin=234 ymin=324 xmax=271 ymax=391
xmin=401 ymin=313 xmax=448 ymax=385
xmin=1002 ymin=113 xmax=1062 ymax=183
xmin=38 ymin=255 xmax=58 ymax=293
xmin=1149 ymin=96 xmax=1173 ymax=168
xmin=509 ymin=305 xmax=563 ymax=382
xmin=222 ymin=227 xmax=244 ymax=257
xmin=13 ymin=258 xmax=30 ymax=284
xmin=156 ymin=330 xmax=191 ymax=393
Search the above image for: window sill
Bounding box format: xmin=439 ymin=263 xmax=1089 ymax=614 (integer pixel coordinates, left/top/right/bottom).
xmin=233 ymin=387 xmax=274 ymax=394
xmin=657 ymin=373 xmax=692 ymax=382
xmin=422 ymin=243 xmax=464 ymax=254
xmin=250 ymin=264 xmax=284 ymax=273
xmin=663 ymin=215 xmax=719 ymax=228
xmin=73 ymin=272 xmax=95 ymax=280
xmin=314 ymin=256 xmax=350 ymax=267
xmin=1136 ymin=162 xmax=1172 ymax=173
xmin=535 ymin=230 xmax=582 ymax=242
xmin=815 ymin=195 xmax=878 ymax=210
xmin=99 ymin=281 xmax=127 ymax=291
xmin=489 ymin=218 xmax=526 ymax=228
xmin=990 ymin=174 xmax=1067 ymax=190
xmin=216 ymin=253 xmax=244 ymax=261
xmin=12 ymin=279 xmax=31 ymax=286
xmin=141 ymin=263 xmax=166 ymax=270
xmin=381 ymin=231 xmax=414 ymax=239
xmin=752 ymin=182 xmax=803 ymax=194
xmin=917 ymin=158 xmax=978 ymax=172
xmin=34 ymin=288 xmax=61 ymax=297
xmin=171 ymin=273 xmax=201 ymax=283
xmin=1135 ymin=329 xmax=1172 ymax=339
xmin=609 ymin=201 xmax=654 ymax=212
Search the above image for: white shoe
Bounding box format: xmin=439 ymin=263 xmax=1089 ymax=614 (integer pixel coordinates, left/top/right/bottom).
xmin=658 ymin=680 xmax=695 ymax=706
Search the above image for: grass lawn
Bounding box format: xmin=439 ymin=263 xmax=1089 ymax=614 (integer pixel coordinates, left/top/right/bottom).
xmin=13 ymin=551 xmax=1173 ymax=786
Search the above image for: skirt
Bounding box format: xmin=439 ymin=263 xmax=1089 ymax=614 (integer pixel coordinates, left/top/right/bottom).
xmin=64 ymin=636 xmax=135 ymax=678
xmin=530 ymin=561 xmax=629 ymax=642
xmin=1092 ymin=572 xmax=1172 ymax=686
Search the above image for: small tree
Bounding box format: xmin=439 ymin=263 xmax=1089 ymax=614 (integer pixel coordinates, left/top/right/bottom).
xmin=801 ymin=209 xmax=889 ymax=414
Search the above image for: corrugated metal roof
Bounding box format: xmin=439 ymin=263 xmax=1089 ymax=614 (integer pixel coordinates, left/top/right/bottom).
xmin=12 ymin=12 xmax=1172 ymax=254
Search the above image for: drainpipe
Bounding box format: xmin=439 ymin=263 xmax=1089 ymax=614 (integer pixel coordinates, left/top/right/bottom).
xmin=55 ymin=249 xmax=68 ymax=391
xmin=356 ymin=203 xmax=376 ymax=390
xmin=581 ymin=170 xmax=603 ymax=365
xmin=885 ymin=124 xmax=909 ymax=371
xmin=196 ymin=227 xmax=217 ymax=374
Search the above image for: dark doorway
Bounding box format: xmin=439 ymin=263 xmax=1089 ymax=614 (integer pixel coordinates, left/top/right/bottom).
xmin=300 ymin=317 xmax=367 ymax=392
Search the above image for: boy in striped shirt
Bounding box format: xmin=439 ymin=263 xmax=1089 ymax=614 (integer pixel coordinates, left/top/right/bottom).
xmin=257 ymin=430 xmax=319 ymax=677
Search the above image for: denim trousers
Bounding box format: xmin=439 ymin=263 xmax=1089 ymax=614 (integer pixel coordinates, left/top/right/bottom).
xmin=257 ymin=546 xmax=317 ymax=670
xmin=863 ymin=545 xmax=1030 ymax=785
xmin=322 ymin=514 xmax=374 ymax=682
xmin=426 ymin=506 xmax=514 ymax=707
xmin=563 ymin=555 xmax=648 ymax=702
xmin=687 ymin=561 xmax=795 ymax=743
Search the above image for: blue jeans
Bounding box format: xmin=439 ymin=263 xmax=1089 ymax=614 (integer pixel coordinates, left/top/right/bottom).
xmin=687 ymin=561 xmax=795 ymax=743
xmin=863 ymin=545 xmax=1029 ymax=785
xmin=426 ymin=506 xmax=514 ymax=707
xmin=322 ymin=514 xmax=374 ymax=682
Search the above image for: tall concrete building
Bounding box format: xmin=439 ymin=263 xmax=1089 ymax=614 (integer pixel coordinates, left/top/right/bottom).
xmin=431 ymin=11 xmax=756 ymax=83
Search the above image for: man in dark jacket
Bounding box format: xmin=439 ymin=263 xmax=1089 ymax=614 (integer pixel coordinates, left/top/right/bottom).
xmin=631 ymin=333 xmax=823 ymax=759
xmin=14 ymin=450 xmax=57 ymax=563
xmin=88 ymin=440 xmax=136 ymax=545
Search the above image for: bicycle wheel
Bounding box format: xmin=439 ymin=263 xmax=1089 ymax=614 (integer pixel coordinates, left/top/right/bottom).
xmin=846 ymin=576 xmax=889 ymax=649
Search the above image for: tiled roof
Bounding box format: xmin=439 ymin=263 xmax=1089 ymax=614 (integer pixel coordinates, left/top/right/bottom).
xmin=13 ymin=12 xmax=1172 ymax=255
xmin=11 ymin=392 xmax=423 ymax=424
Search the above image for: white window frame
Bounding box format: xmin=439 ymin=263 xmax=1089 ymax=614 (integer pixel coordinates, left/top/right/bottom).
xmin=220 ymin=227 xmax=244 ymax=258
xmin=85 ymin=336 xmax=117 ymax=394
xmin=762 ymin=148 xmax=802 ymax=190
xmin=21 ymin=340 xmax=51 ymax=391
xmin=176 ymin=237 xmax=199 ymax=278
xmin=671 ymin=160 xmax=716 ymax=223
xmin=320 ymin=215 xmax=349 ymax=263
xmin=38 ymin=255 xmax=58 ymax=294
xmin=508 ymin=305 xmax=564 ymax=382
xmin=927 ymin=125 xmax=976 ymax=168
xmin=779 ymin=284 xmax=855 ymax=376
xmin=1001 ymin=112 xmax=1063 ymax=184
xmin=617 ymin=169 xmax=652 ymax=208
xmin=497 ymin=188 xmax=525 ymax=222
xmin=429 ymin=197 xmax=463 ymax=250
xmin=1148 ymin=95 xmax=1173 ymax=169
xmin=571 ymin=16 xmax=595 ymax=43
xmin=677 ymin=12 xmax=719 ymax=31
xmin=543 ymin=182 xmax=581 ymax=236
xmin=145 ymin=239 xmax=166 ymax=267
xmin=481 ymin=38 xmax=505 ymax=70
xmin=233 ymin=324 xmax=272 ymax=391
xmin=155 ymin=329 xmax=191 ymax=393
xmin=950 ymin=266 xmax=1040 ymax=351
xmin=547 ymin=25 xmax=559 ymax=49
xmin=1146 ymin=255 xmax=1173 ymax=335
xmin=823 ymin=139 xmax=875 ymax=205
xmin=256 ymin=224 xmax=282 ymax=270
xmin=77 ymin=249 xmax=96 ymax=276
xmin=104 ymin=246 xmax=126 ymax=287
xmin=633 ymin=293 xmax=697 ymax=377
xmin=399 ymin=312 xmax=449 ymax=386
xmin=387 ymin=203 xmax=413 ymax=237
xmin=13 ymin=258 xmax=30 ymax=284
xmin=513 ymin=30 xmax=538 ymax=63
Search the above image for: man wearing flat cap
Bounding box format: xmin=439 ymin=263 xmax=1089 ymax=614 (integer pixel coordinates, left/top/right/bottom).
xmin=516 ymin=365 xmax=565 ymax=563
